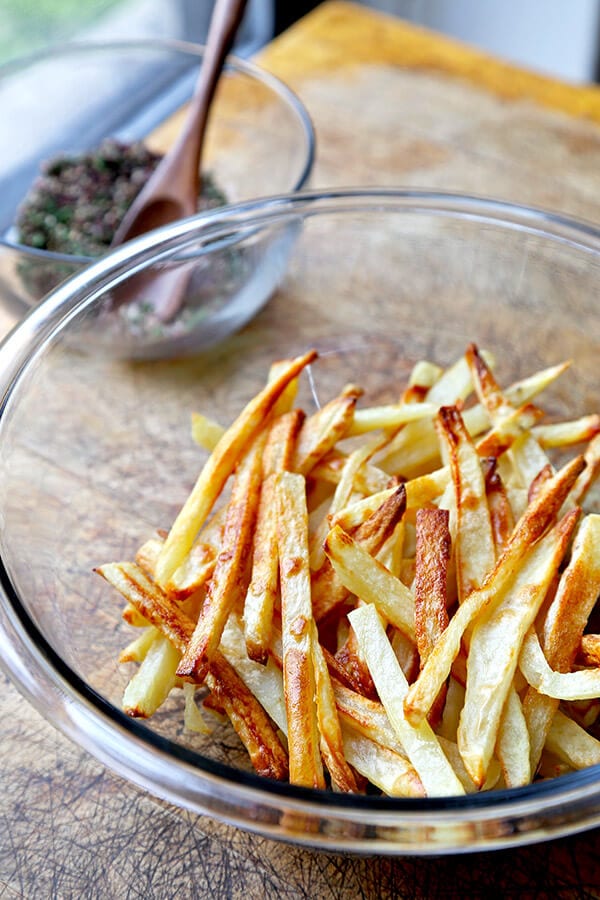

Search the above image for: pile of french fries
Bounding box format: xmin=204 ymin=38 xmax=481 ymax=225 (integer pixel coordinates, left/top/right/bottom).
xmin=96 ymin=343 xmax=600 ymax=797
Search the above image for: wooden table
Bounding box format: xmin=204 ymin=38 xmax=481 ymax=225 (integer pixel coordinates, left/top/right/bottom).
xmin=3 ymin=2 xmax=600 ymax=895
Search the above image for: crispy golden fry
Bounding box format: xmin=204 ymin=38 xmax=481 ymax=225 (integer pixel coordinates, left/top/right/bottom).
xmin=156 ymin=349 xmax=317 ymax=586
xmin=474 ymin=403 xmax=544 ymax=458
xmin=571 ymin=433 xmax=600 ymax=506
xmin=324 ymin=522 xmax=415 ymax=639
xmin=177 ymin=433 xmax=265 ymax=680
xmin=483 ymin=460 xmax=515 ymax=554
xmin=293 ymin=386 xmax=360 ymax=476
xmin=403 ymin=455 xmax=585 ymax=728
xmin=96 ymin=561 xmax=289 ymax=778
xmin=580 ymin=634 xmax=600 ymax=667
xmin=414 ymin=507 xmax=451 ymax=726
xmin=458 ymin=509 xmax=578 ymax=786
xmin=205 ymin=653 xmax=289 ymax=781
xmin=436 ymin=405 xmax=496 ymax=601
xmin=349 ymin=604 xmax=465 ymax=797
xmin=311 ymin=622 xmax=359 ymax=792
xmin=244 ymin=411 xmax=304 ymax=663
xmin=523 ymin=514 xmax=600 ymax=771
xmin=277 ymin=471 xmax=325 ymax=789
xmin=100 ymin=344 xmax=600 ymax=797
xmin=334 ymin=614 xmax=377 ymax=701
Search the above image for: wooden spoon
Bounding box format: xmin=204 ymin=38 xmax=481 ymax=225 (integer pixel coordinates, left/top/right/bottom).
xmin=110 ymin=0 xmax=248 ymax=321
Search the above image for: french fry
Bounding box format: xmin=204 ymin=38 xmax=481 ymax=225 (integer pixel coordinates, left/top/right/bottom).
xmin=533 ymin=415 xmax=600 ymax=449
xmin=96 ymin=562 xmax=288 ymax=779
xmin=205 ymin=653 xmax=289 ymax=781
xmin=277 ymin=471 xmax=325 ymax=789
xmin=458 ymin=509 xmax=578 ymax=786
xmin=436 ymin=405 xmax=496 ymax=600
xmin=156 ymin=349 xmax=317 ymax=585
xmin=349 ymin=604 xmax=465 ymax=797
xmin=523 ymin=514 xmax=600 ymax=771
xmin=324 ymin=523 xmax=415 ymax=639
xmin=119 ymin=625 xmax=160 ymax=664
xmin=483 ymin=460 xmax=515 ymax=555
xmin=99 ymin=344 xmax=600 ymax=797
xmin=519 ymin=628 xmax=600 ymax=701
xmin=403 ymin=456 xmax=585 ymax=728
xmin=122 ymin=635 xmax=181 ymax=718
xmin=191 ymin=412 xmax=225 ymax=452
xmin=496 ymin=687 xmax=531 ymax=788
xmin=312 ymin=484 xmax=407 ymax=622
xmin=293 ymin=386 xmax=360 ymax=476
xmin=545 ymin=710 xmax=600 ymax=770
xmin=311 ymin=622 xmax=359 ymax=792
xmin=580 ymin=634 xmax=600 ymax=667
xmin=414 ymin=507 xmax=451 ymax=726
xmin=177 ymin=432 xmax=265 ymax=680
xmin=183 ymin=682 xmax=212 ymax=734
xmin=341 ymin=725 xmax=425 ymax=797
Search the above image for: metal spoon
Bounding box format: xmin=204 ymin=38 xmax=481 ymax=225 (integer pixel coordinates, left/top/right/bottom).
xmin=110 ymin=0 xmax=248 ymax=320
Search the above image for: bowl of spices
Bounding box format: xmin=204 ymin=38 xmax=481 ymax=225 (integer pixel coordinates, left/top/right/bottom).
xmin=0 ymin=40 xmax=314 ymax=358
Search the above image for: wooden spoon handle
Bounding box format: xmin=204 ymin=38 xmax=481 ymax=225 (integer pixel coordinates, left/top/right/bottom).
xmin=176 ymin=0 xmax=249 ymax=162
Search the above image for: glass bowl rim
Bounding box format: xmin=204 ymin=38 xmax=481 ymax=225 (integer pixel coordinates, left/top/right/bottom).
xmin=0 ymin=37 xmax=316 ymax=263
xmin=2 ymin=187 xmax=600 ymax=829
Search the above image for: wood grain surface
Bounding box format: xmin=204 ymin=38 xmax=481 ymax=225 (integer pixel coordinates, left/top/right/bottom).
xmin=3 ymin=2 xmax=600 ymax=896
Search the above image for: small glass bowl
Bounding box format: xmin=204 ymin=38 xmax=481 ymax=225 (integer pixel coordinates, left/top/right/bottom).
xmin=0 ymin=40 xmax=314 ymax=358
xmin=0 ymin=190 xmax=599 ymax=854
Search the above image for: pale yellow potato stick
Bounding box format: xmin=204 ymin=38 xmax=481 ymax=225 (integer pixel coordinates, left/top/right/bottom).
xmin=122 ymin=635 xmax=181 ymax=718
xmin=348 ymin=402 xmax=437 ymax=436
xmin=324 ymin=523 xmax=415 ymax=639
xmin=520 ymin=629 xmax=600 ymax=701
xmin=349 ymin=604 xmax=465 ymax=797
xmin=403 ymin=455 xmax=585 ymax=727
xmin=276 ymin=471 xmax=325 ymax=789
xmin=533 ymin=415 xmax=600 ymax=449
xmin=496 ymin=687 xmax=531 ymax=788
xmin=458 ymin=509 xmax=578 ymax=787
xmin=156 ymin=349 xmax=317 ymax=586
xmin=191 ymin=412 xmax=225 ymax=452
xmin=340 ymin=725 xmax=425 ymax=797
xmin=545 ymin=710 xmax=600 ymax=770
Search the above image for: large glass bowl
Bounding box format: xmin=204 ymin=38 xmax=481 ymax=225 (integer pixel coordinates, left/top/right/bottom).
xmin=0 ymin=40 xmax=314 ymax=358
xmin=0 ymin=190 xmax=599 ymax=854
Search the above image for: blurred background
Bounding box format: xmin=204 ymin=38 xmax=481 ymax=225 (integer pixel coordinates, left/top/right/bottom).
xmin=2 ymin=0 xmax=600 ymax=83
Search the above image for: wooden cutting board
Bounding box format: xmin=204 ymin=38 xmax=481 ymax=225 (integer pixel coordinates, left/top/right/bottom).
xmin=3 ymin=3 xmax=600 ymax=896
